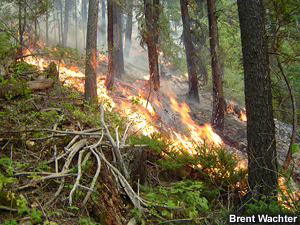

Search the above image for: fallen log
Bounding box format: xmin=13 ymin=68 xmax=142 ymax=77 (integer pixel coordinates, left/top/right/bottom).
xmin=27 ymin=78 xmax=54 ymax=91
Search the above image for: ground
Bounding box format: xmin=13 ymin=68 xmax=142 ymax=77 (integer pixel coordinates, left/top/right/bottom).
xmin=0 ymin=43 xmax=299 ymax=224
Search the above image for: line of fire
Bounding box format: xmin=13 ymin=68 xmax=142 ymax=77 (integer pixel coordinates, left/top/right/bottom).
xmin=0 ymin=0 xmax=300 ymax=224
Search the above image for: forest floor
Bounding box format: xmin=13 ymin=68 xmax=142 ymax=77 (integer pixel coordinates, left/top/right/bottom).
xmin=0 ymin=43 xmax=299 ymax=224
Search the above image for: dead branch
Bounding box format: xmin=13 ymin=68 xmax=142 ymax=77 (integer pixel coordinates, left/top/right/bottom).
xmin=45 ymin=139 xmax=87 ymax=207
xmin=100 ymin=99 xmax=130 ymax=180
xmin=16 ymin=172 xmax=76 ymax=191
xmin=94 ymin=147 xmax=148 ymax=216
xmin=83 ymin=147 xmax=101 ymax=204
xmin=69 ymin=149 xmax=85 ymax=205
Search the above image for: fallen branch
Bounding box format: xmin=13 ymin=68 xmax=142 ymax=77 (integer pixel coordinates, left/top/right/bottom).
xmin=100 ymin=99 xmax=129 ymax=180
xmin=69 ymin=149 xmax=85 ymax=205
xmin=16 ymin=172 xmax=76 ymax=191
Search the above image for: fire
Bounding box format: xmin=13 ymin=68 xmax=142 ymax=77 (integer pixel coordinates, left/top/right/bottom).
xmin=98 ymin=53 xmax=108 ymax=63
xmin=143 ymin=74 xmax=150 ymax=80
xmin=226 ymin=100 xmax=235 ymax=113
xmin=23 ymin=41 xmax=223 ymax=153
xmin=169 ymin=95 xmax=222 ymax=152
xmin=184 ymin=72 xmax=188 ymax=79
xmin=239 ymin=109 xmax=247 ymax=122
xmin=120 ymin=97 xmax=158 ymax=136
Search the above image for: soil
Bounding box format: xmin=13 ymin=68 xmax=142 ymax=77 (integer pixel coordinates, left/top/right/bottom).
xmin=0 ymin=43 xmax=299 ymax=224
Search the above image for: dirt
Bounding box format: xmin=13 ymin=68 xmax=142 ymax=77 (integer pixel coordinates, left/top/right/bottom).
xmin=0 ymin=42 xmax=299 ymax=224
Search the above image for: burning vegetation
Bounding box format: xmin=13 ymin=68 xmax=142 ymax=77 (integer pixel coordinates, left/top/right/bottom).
xmin=1 ymin=0 xmax=300 ymax=224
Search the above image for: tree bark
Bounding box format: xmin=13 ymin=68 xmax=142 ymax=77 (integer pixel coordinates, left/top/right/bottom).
xmin=237 ymin=0 xmax=278 ymax=199
xmin=113 ymin=2 xmax=125 ymax=78
xmin=180 ymin=0 xmax=199 ymax=100
xmin=144 ymin=0 xmax=160 ymax=91
xmin=18 ymin=0 xmax=26 ymax=61
xmin=63 ymin=0 xmax=72 ymax=46
xmin=82 ymin=0 xmax=88 ymax=48
xmin=124 ymin=1 xmax=133 ymax=58
xmin=84 ymin=0 xmax=99 ymax=104
xmin=75 ymin=0 xmax=78 ymax=49
xmin=207 ymin=0 xmax=225 ymax=132
xmin=60 ymin=0 xmax=63 ymax=44
xmin=101 ymin=0 xmax=106 ymax=48
xmin=104 ymin=0 xmax=116 ymax=89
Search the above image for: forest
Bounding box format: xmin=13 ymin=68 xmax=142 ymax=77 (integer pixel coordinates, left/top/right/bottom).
xmin=0 ymin=0 xmax=300 ymax=224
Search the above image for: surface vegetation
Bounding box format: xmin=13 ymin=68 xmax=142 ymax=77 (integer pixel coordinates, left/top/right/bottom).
xmin=1 ymin=0 xmax=300 ymax=224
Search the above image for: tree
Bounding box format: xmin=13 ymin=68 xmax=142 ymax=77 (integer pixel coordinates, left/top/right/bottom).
xmin=84 ymin=0 xmax=100 ymax=103
xmin=207 ymin=0 xmax=225 ymax=132
xmin=124 ymin=1 xmax=133 ymax=58
xmin=113 ymin=2 xmax=124 ymax=78
xmin=237 ymin=0 xmax=278 ymax=199
xmin=104 ymin=0 xmax=115 ymax=89
xmin=82 ymin=0 xmax=88 ymax=48
xmin=63 ymin=0 xmax=72 ymax=46
xmin=144 ymin=0 xmax=160 ymax=91
xmin=17 ymin=0 xmax=26 ymax=61
xmin=180 ymin=0 xmax=199 ymax=100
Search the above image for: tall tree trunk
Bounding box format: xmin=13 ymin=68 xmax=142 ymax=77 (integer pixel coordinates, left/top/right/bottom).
xmin=63 ymin=0 xmax=72 ymax=46
xmin=207 ymin=0 xmax=225 ymax=132
xmin=180 ymin=0 xmax=199 ymax=99
xmin=60 ymin=0 xmax=63 ymax=45
xmin=75 ymin=0 xmax=78 ymax=49
xmin=85 ymin=0 xmax=100 ymax=104
xmin=194 ymin=0 xmax=208 ymax=85
xmin=113 ymin=3 xmax=124 ymax=78
xmin=144 ymin=0 xmax=160 ymax=91
xmin=82 ymin=0 xmax=88 ymax=48
xmin=124 ymin=1 xmax=133 ymax=58
xmin=18 ymin=0 xmax=24 ymax=61
xmin=98 ymin=0 xmax=106 ymax=49
xmin=102 ymin=0 xmax=106 ymax=47
xmin=105 ymin=0 xmax=116 ymax=89
xmin=237 ymin=0 xmax=278 ymax=199
xmin=46 ymin=8 xmax=49 ymax=46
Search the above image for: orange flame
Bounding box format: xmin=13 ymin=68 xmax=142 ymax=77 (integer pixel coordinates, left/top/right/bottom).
xmin=226 ymin=100 xmax=235 ymax=113
xmin=239 ymin=109 xmax=247 ymax=122
xmin=169 ymin=95 xmax=222 ymax=151
xmin=143 ymin=74 xmax=150 ymax=80
xmin=24 ymin=41 xmax=223 ymax=152
xmin=98 ymin=53 xmax=108 ymax=63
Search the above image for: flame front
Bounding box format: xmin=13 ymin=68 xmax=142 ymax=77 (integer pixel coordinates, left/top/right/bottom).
xmin=169 ymin=95 xmax=222 ymax=153
xmin=23 ymin=46 xmax=223 ymax=152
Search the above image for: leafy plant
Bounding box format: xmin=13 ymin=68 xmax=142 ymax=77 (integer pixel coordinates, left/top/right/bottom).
xmin=79 ymin=218 xmax=100 ymax=225
xmin=159 ymin=141 xmax=247 ymax=187
xmin=142 ymin=179 xmax=209 ymax=220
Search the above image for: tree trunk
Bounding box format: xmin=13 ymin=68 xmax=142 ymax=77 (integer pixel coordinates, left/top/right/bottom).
xmin=63 ymin=0 xmax=72 ymax=46
xmin=237 ymin=0 xmax=278 ymax=199
xmin=84 ymin=0 xmax=99 ymax=104
xmin=82 ymin=0 xmax=88 ymax=48
xmin=46 ymin=8 xmax=49 ymax=46
xmin=18 ymin=0 xmax=23 ymax=61
xmin=104 ymin=0 xmax=116 ymax=89
xmin=18 ymin=0 xmax=26 ymax=61
xmin=124 ymin=1 xmax=133 ymax=58
xmin=102 ymin=0 xmax=106 ymax=48
xmin=207 ymin=0 xmax=225 ymax=132
xmin=60 ymin=0 xmax=64 ymax=45
xmin=75 ymin=0 xmax=78 ymax=49
xmin=180 ymin=0 xmax=199 ymax=100
xmin=113 ymin=2 xmax=124 ymax=78
xmin=144 ymin=0 xmax=160 ymax=91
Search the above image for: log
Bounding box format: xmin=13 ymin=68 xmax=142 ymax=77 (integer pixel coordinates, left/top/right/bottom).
xmin=27 ymin=78 xmax=54 ymax=91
